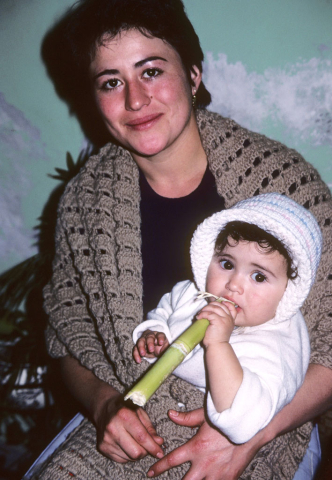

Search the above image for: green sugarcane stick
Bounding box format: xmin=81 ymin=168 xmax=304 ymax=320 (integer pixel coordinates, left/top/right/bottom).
xmin=125 ymin=292 xmax=236 ymax=407
xmin=124 ymin=318 xmax=210 ymax=406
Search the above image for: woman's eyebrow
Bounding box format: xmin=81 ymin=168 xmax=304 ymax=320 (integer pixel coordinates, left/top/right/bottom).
xmin=93 ymin=69 xmax=118 ymax=79
xmin=93 ymin=56 xmax=168 ymax=80
xmin=134 ymin=56 xmax=168 ymax=68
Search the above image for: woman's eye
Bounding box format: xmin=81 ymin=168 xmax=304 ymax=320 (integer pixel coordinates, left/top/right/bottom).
xmin=252 ymin=272 xmax=266 ymax=283
xmin=220 ymin=260 xmax=233 ymax=270
xmin=143 ymin=68 xmax=162 ymax=79
xmin=102 ymin=78 xmax=122 ymax=90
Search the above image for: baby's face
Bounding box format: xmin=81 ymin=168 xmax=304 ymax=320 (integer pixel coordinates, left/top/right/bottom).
xmin=206 ymin=239 xmax=288 ymax=327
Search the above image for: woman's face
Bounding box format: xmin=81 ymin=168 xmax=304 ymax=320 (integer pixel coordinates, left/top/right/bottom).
xmin=89 ymin=29 xmax=201 ymax=160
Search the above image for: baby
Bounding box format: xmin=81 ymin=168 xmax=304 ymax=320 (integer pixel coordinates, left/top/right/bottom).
xmin=132 ymin=193 xmax=322 ymax=443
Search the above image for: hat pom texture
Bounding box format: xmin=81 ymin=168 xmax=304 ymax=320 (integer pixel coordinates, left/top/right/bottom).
xmin=190 ymin=193 xmax=322 ymax=325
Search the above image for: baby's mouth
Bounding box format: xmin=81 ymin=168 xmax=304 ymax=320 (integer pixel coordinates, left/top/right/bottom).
xmin=222 ymin=295 xmax=239 ymax=308
xmin=196 ymin=291 xmax=238 ymax=307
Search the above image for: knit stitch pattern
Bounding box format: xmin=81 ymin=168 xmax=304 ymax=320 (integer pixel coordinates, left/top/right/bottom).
xmin=37 ymin=110 xmax=332 ymax=480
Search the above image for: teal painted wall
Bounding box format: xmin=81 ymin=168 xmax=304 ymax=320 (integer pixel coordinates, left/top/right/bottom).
xmin=0 ymin=0 xmax=331 ymax=272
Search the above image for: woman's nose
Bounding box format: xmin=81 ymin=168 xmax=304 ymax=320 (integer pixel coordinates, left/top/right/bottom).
xmin=125 ymin=80 xmax=151 ymax=111
xmin=225 ymin=273 xmax=244 ymax=295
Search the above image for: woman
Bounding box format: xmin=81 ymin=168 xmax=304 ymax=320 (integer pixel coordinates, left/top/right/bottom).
xmin=36 ymin=0 xmax=332 ymax=478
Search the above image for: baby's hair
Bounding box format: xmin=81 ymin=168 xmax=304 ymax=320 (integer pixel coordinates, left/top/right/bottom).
xmin=214 ymin=221 xmax=298 ymax=280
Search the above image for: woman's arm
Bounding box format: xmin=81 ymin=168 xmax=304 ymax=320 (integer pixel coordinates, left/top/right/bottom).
xmin=263 ymin=363 xmax=332 ymax=439
xmin=60 ymin=355 xmax=165 ymax=463
xmin=148 ymin=363 xmax=332 ymax=479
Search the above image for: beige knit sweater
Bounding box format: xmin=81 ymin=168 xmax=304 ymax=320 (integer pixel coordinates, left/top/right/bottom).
xmin=38 ymin=109 xmax=332 ymax=479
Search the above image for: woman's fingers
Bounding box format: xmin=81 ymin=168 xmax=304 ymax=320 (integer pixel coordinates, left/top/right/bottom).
xmin=146 ymin=408 xmax=206 ymax=477
xmin=147 ymin=443 xmax=190 ymax=477
xmin=122 ymin=408 xmax=164 ymax=459
xmin=168 ymin=408 xmax=205 ymax=427
xmin=137 ymin=408 xmax=164 ymax=445
xmin=148 ymin=415 xmax=252 ymax=480
xmin=101 ymin=426 xmax=148 ymax=462
xmin=97 ymin=400 xmax=164 ymax=463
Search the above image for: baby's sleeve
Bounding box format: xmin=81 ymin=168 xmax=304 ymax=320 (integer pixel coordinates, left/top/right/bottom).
xmin=132 ymin=290 xmax=174 ymax=350
xmin=132 ymin=280 xmax=203 ymax=362
xmin=206 ymin=314 xmax=310 ymax=444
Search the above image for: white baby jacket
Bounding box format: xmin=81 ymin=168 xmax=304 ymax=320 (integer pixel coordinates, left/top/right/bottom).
xmin=133 ymin=280 xmax=310 ymax=444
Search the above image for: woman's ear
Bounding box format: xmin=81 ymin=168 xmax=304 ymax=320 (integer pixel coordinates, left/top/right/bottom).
xmin=190 ymin=65 xmax=202 ymax=94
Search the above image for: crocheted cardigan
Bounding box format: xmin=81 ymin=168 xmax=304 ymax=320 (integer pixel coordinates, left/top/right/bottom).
xmin=40 ymin=109 xmax=332 ymax=480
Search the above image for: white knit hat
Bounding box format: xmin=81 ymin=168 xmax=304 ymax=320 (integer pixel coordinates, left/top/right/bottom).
xmin=190 ymin=193 xmax=322 ymax=324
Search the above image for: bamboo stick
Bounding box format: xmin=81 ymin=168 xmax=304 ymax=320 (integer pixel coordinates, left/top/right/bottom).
xmin=125 ymin=318 xmax=209 ymax=406
xmin=125 ymin=293 xmax=235 ymax=406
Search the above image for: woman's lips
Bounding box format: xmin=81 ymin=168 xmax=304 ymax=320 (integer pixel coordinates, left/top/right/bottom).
xmin=126 ymin=113 xmax=163 ymax=130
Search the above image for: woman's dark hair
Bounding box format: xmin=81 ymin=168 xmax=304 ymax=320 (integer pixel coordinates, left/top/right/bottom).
xmin=42 ymin=0 xmax=211 ymax=146
xmin=67 ymin=0 xmax=210 ymax=107
xmin=214 ymin=221 xmax=298 ymax=280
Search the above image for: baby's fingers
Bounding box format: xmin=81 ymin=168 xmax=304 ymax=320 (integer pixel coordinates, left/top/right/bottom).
xmin=137 ymin=336 xmax=149 ymax=357
xmin=224 ymin=302 xmax=237 ymax=320
xmin=133 ymin=346 xmax=142 ymax=363
xmin=196 ymin=302 xmax=233 ymax=320
xmin=145 ymin=332 xmax=157 ymax=353
xmin=156 ymin=332 xmax=167 ymax=346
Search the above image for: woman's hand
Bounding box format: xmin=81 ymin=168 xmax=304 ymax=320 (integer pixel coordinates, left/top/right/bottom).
xmin=148 ymin=365 xmax=332 ymax=478
xmin=147 ymin=408 xmax=261 ymax=479
xmin=60 ymin=356 xmax=165 ymax=464
xmin=196 ymin=301 xmax=237 ymax=346
xmin=95 ymin=395 xmax=165 ymax=463
xmin=133 ymin=329 xmax=169 ymax=363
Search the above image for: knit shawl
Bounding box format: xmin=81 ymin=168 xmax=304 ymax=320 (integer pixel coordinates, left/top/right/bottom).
xmin=40 ymin=109 xmax=332 ymax=480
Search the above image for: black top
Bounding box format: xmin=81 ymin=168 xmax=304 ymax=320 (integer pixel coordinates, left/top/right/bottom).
xmin=140 ymin=167 xmax=225 ymax=316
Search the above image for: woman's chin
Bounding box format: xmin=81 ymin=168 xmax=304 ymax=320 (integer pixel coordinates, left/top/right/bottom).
xmin=129 ymin=141 xmax=169 ymax=159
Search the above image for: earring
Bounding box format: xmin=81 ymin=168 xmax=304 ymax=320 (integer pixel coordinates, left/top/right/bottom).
xmin=192 ymin=89 xmax=197 ymax=108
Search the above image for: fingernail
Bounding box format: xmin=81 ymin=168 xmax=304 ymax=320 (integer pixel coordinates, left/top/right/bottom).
xmin=169 ymin=410 xmax=178 ymax=416
xmin=147 ymin=470 xmax=154 ymax=477
xmin=156 ymin=452 xmax=163 ymax=458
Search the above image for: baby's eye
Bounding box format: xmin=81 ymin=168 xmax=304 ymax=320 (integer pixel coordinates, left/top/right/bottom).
xmin=220 ymin=260 xmax=233 ymax=270
xmin=251 ymin=272 xmax=266 ymax=283
xmin=102 ymin=78 xmax=122 ymax=90
xmin=142 ymin=68 xmax=162 ymax=79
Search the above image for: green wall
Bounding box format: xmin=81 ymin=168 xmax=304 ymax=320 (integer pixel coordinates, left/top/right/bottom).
xmin=0 ymin=0 xmax=331 ymax=272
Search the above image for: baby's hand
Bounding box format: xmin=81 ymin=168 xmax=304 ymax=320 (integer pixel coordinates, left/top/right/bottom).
xmin=196 ymin=301 xmax=237 ymax=347
xmin=133 ymin=330 xmax=169 ymax=363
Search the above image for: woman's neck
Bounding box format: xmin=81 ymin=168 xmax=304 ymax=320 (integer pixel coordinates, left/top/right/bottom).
xmin=133 ymin=117 xmax=208 ymax=198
